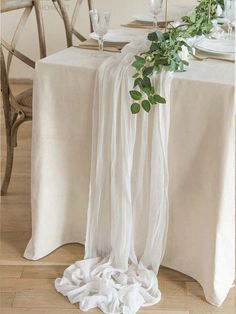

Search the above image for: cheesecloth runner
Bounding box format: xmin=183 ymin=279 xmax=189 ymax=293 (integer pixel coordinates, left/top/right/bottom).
xmin=55 ymin=39 xmax=173 ymax=314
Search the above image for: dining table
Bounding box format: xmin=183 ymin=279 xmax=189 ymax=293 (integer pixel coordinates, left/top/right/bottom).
xmin=24 ymin=27 xmax=235 ymax=308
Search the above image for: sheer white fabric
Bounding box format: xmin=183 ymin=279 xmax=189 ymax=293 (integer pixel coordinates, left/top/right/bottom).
xmin=55 ymin=41 xmax=173 ymax=314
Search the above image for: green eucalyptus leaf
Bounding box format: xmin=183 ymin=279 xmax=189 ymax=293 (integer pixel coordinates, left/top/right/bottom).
xmin=130 ymin=90 xmax=142 ymax=100
xmin=163 ymin=32 xmax=170 ymax=40
xmin=156 ymin=57 xmax=169 ymax=65
xmin=135 ymin=55 xmax=146 ymax=63
xmin=154 ymin=64 xmax=161 ymax=72
xmin=132 ymin=73 xmax=139 ymax=78
xmin=190 ymin=11 xmax=196 ymax=23
xmin=134 ymin=77 xmax=142 ymax=88
xmin=182 ymin=15 xmax=190 ymax=22
xmin=131 ymin=103 xmax=141 ymax=114
xmin=156 ymin=31 xmax=164 ymax=42
xmin=148 ymin=95 xmax=157 ymax=105
xmin=154 ymin=94 xmax=166 ymax=104
xmin=143 ymin=66 xmax=154 ymax=77
xmin=141 ymin=76 xmax=151 ymax=88
xmin=150 ymin=42 xmax=159 ymax=52
xmin=170 ymin=59 xmax=177 ymax=71
xmin=140 ymin=85 xmax=151 ymax=96
xmin=132 ymin=60 xmax=145 ymax=71
xmin=142 ymin=100 xmax=151 ymax=112
xmin=148 ymin=32 xmax=158 ymax=41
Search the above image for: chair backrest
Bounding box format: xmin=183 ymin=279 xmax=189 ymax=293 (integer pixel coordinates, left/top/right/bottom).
xmin=1 ymin=0 xmax=93 ymax=76
xmin=51 ymin=0 xmax=73 ymax=46
xmin=52 ymin=0 xmax=93 ymax=43
xmin=0 ymin=0 xmax=74 ymax=143
xmin=0 ymin=0 xmax=75 ymax=73
xmin=0 ymin=45 xmax=12 ymax=138
xmin=0 ymin=0 xmax=92 ymax=104
xmin=1 ymin=1 xmax=33 ymax=12
xmin=1 ymin=0 xmax=46 ymax=74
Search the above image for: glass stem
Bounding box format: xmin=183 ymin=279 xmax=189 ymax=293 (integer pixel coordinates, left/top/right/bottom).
xmin=98 ymin=36 xmax=104 ymax=51
xmin=153 ymin=15 xmax=158 ymax=30
xmin=228 ymin=23 xmax=232 ymax=38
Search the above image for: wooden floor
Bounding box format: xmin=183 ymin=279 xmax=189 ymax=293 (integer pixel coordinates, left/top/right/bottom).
xmin=1 ymin=84 xmax=235 ymax=314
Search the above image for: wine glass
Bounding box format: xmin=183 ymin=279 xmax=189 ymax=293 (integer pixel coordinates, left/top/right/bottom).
xmin=224 ymin=0 xmax=235 ymax=38
xmin=89 ymin=10 xmax=111 ymax=52
xmin=149 ymin=0 xmax=164 ymax=30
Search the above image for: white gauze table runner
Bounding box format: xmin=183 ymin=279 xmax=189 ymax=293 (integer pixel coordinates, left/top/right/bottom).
xmin=55 ymin=41 xmax=173 ymax=314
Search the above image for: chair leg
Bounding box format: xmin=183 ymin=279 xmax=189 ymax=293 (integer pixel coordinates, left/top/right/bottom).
xmin=1 ymin=113 xmax=27 ymax=195
xmin=1 ymin=144 xmax=14 ymax=195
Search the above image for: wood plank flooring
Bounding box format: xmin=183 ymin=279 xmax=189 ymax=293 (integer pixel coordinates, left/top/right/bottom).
xmin=1 ymin=84 xmax=235 ymax=313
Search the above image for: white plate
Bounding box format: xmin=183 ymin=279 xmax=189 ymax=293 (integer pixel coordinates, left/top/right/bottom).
xmin=194 ymin=38 xmax=235 ymax=55
xmin=133 ymin=6 xmax=192 ymax=22
xmin=217 ymin=17 xmax=229 ymax=24
xmin=217 ymin=17 xmax=235 ymax=26
xmin=90 ymin=28 xmax=149 ymax=43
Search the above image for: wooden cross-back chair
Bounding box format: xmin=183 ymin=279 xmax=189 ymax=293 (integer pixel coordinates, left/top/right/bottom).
xmin=0 ymin=0 xmax=92 ymax=195
xmin=1 ymin=0 xmax=93 ymax=195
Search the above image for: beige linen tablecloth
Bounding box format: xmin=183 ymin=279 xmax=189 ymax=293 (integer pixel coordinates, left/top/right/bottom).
xmin=24 ymin=47 xmax=235 ymax=307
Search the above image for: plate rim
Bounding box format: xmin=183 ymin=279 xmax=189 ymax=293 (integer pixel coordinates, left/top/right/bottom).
xmin=194 ymin=38 xmax=235 ymax=55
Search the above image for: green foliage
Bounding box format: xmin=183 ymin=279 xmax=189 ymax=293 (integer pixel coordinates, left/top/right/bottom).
xmin=130 ymin=0 xmax=224 ymax=114
xmin=182 ymin=0 xmax=224 ymax=36
xmin=131 ymin=103 xmax=141 ymax=114
xmin=130 ymin=90 xmax=142 ymax=100
xmin=142 ymin=100 xmax=151 ymax=112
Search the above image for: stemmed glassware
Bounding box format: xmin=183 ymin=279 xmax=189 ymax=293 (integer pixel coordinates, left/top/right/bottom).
xmin=149 ymin=0 xmax=164 ymax=30
xmin=89 ymin=10 xmax=111 ymax=52
xmin=224 ymin=0 xmax=235 ymax=38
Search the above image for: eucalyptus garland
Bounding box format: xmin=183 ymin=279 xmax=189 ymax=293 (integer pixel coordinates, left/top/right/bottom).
xmin=130 ymin=0 xmax=224 ymax=114
xmin=182 ymin=0 xmax=224 ymax=36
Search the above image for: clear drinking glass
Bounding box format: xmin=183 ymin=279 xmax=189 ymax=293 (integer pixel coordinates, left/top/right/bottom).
xmin=224 ymin=0 xmax=235 ymax=38
xmin=89 ymin=10 xmax=111 ymax=52
xmin=149 ymin=0 xmax=164 ymax=30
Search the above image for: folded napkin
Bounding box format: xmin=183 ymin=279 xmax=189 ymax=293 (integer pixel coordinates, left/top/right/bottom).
xmin=122 ymin=20 xmax=169 ymax=29
xmin=77 ymin=39 xmax=126 ymax=53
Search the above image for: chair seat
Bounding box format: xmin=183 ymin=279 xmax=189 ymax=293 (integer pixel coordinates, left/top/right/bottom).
xmin=16 ymin=87 xmax=33 ymax=118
